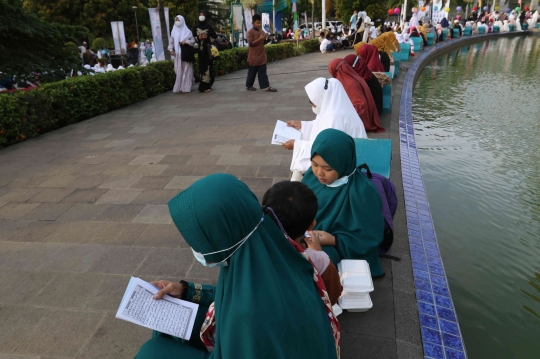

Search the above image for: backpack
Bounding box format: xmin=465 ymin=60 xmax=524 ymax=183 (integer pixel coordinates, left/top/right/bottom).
xmin=358 ymin=164 xmax=398 ymax=255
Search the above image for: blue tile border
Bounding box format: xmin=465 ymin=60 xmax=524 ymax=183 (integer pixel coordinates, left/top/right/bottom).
xmin=398 ymin=30 xmax=531 ymax=359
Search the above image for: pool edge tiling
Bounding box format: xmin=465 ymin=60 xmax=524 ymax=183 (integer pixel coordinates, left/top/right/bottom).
xmin=398 ymin=31 xmax=531 ymax=359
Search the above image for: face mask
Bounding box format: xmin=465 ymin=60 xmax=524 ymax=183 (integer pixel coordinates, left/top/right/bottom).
xmin=175 ymin=20 xmax=182 ymax=27
xmin=199 ymin=15 xmax=205 ymax=22
xmin=191 ymin=214 xmax=264 ymax=267
xmin=326 ymin=169 xmax=356 ymax=188
xmin=312 ymin=105 xmax=320 ymax=115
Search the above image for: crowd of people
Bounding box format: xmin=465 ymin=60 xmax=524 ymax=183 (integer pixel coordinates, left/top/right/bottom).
xmin=130 ymin=6 xmax=408 ymax=356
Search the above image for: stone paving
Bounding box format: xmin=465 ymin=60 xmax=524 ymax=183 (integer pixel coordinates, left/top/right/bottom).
xmin=0 ymin=50 xmax=421 ymax=358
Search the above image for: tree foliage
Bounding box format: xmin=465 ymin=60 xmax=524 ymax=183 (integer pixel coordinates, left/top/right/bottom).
xmin=0 ymin=0 xmax=83 ymax=85
xmin=334 ymin=0 xmax=388 ymax=23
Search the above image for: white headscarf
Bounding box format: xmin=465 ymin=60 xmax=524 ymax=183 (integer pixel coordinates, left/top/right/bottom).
xmin=171 ymin=15 xmax=193 ymax=55
xmin=290 ymin=78 xmax=367 ymax=173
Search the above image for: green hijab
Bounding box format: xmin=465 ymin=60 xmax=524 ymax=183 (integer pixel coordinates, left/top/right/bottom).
xmin=168 ymin=174 xmax=337 ymax=359
xmin=301 ymin=129 xmax=385 ymax=277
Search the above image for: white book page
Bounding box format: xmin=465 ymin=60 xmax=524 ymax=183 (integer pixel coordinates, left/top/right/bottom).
xmin=271 ymin=120 xmax=301 ymax=145
xmin=116 ymin=277 xmax=199 ymax=340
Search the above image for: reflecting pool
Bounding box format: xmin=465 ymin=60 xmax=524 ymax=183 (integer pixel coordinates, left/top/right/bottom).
xmin=412 ymin=36 xmax=540 ymax=358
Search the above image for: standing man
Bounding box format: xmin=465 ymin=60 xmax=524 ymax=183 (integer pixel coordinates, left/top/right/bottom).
xmin=368 ymin=22 xmax=378 ymax=41
xmin=246 ymin=14 xmax=277 ymax=92
xmin=349 ymin=10 xmax=358 ymax=35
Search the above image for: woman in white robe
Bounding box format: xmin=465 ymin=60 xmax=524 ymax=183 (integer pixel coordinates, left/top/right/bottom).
xmin=168 ymin=15 xmax=195 ymax=93
xmin=527 ymin=10 xmax=539 ymax=28
xmin=361 ymin=12 xmax=372 ymax=43
xmin=501 ymin=19 xmax=510 ymax=32
xmin=283 ymin=77 xmax=367 ymax=179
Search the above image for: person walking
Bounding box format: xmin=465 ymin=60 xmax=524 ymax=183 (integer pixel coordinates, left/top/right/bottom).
xmin=349 ymin=10 xmax=359 ymax=35
xmin=193 ymin=10 xmax=217 ymax=93
xmin=169 ymin=15 xmax=195 ymax=93
xmin=246 ymin=14 xmax=277 ymax=92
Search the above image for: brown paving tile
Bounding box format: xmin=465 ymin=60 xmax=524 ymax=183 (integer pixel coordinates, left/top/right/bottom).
xmin=60 ymin=188 xmax=109 ymax=204
xmin=157 ymin=155 xmax=192 ymax=165
xmin=87 ymin=245 xmax=151 ymax=275
xmin=83 ymin=275 xmax=132 ymax=312
xmin=135 ymin=224 xmax=186 ymax=248
xmin=130 ymin=164 xmax=169 ymax=177
xmin=225 ymin=165 xmax=261 ymax=177
xmin=40 ymin=244 xmax=108 ymax=272
xmin=0 ymin=241 xmax=24 ymax=264
xmin=256 ymin=165 xmax=291 ymax=178
xmin=239 ymin=176 xmax=275 ymax=192
xmin=159 ymin=164 xmax=198 ymax=176
xmin=0 ymin=188 xmax=44 ymax=203
xmin=8 ymin=221 xmax=60 ymax=243
xmin=98 ymin=175 xmax=142 ymax=189
xmin=37 ymin=175 xmax=79 ymax=188
xmin=21 ymin=203 xmax=74 ymax=221
xmin=28 ymin=272 xmax=105 ymax=309
xmin=0 ymin=219 xmax=33 ymax=241
xmin=95 ymin=189 xmax=142 ymax=205
xmin=132 ymin=205 xmax=172 ymax=224
xmin=7 ymin=176 xmax=49 ymax=188
xmin=55 ymin=203 xmax=109 ymax=222
xmin=186 ymin=154 xmax=222 ymax=166
xmin=77 ymin=312 xmax=149 ymax=359
xmin=26 ymin=188 xmax=75 ymax=203
xmin=131 ymin=175 xmax=174 ymax=189
xmin=180 ymin=145 xmax=213 ymax=155
xmin=92 ymin=204 xmax=145 ymax=222
xmin=0 ymin=305 xmax=50 ymax=353
xmin=192 ymin=165 xmax=229 ymax=176
xmin=130 ymin=189 xmax=179 ymax=205
xmin=239 ymin=145 xmax=268 ymax=154
xmin=134 ymin=248 xmax=193 ymax=277
xmin=66 ymin=175 xmax=109 ymax=189
xmin=91 ymin=223 xmax=147 ymax=245
xmin=164 ymin=176 xmax=202 ymax=190
xmin=15 ymin=310 xmax=105 ymax=357
xmin=0 ymin=270 xmax=58 ymax=304
xmin=100 ymin=165 xmax=137 ymax=176
xmin=51 ymin=221 xmax=108 ymax=244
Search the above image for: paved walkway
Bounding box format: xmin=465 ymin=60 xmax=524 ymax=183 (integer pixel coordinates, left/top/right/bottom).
xmin=0 ymin=50 xmax=421 ymax=358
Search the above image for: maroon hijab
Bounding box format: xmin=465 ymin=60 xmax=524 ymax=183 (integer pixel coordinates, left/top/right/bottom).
xmin=328 ymin=58 xmax=385 ymax=133
xmin=344 ymin=54 xmax=373 ymax=81
xmin=356 ymin=44 xmax=385 ymax=73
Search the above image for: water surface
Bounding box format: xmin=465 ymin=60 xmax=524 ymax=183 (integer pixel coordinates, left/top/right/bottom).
xmin=412 ymin=36 xmax=540 ymax=358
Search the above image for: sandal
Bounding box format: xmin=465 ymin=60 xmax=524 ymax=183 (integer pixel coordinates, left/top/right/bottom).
xmin=204 ymin=89 xmax=211 ymax=93
xmin=264 ymin=87 xmax=277 ymax=92
xmin=246 ymin=87 xmax=257 ymax=91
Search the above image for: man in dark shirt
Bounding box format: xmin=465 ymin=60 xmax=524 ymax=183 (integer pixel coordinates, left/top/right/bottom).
xmin=246 ymin=14 xmax=277 ymax=92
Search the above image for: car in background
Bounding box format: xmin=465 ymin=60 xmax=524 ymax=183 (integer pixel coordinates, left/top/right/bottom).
xmin=215 ymin=33 xmax=232 ymax=51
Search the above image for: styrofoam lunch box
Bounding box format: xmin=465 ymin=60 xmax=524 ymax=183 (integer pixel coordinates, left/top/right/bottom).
xmin=338 ymin=292 xmax=373 ymax=312
xmin=332 ymin=304 xmax=343 ymax=317
xmin=338 ymin=260 xmax=374 ymax=293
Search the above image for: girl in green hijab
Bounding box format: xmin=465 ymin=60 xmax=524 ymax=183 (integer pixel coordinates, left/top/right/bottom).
xmin=135 ymin=174 xmax=339 ymax=359
xmin=301 ymin=129 xmax=386 ymax=277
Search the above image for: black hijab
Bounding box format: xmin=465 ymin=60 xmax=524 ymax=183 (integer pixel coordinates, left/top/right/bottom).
xmin=196 ymin=10 xmax=212 ymax=30
xmin=441 ymin=17 xmax=449 ymax=27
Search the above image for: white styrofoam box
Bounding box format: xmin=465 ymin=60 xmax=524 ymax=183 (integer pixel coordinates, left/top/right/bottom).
xmin=338 ymin=259 xmax=370 ymax=274
xmin=338 ymin=292 xmax=373 ymax=312
xmin=332 ymin=304 xmax=343 ymax=317
xmin=340 ymin=271 xmax=374 ymax=293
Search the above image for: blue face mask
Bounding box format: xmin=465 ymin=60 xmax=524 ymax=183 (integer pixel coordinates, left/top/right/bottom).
xmin=191 ymin=214 xmax=264 ymax=267
xmin=326 ymin=168 xmax=356 ymax=188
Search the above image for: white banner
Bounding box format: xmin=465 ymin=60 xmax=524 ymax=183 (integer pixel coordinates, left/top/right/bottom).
xmin=244 ymin=9 xmax=253 ymax=31
xmin=148 ymin=8 xmax=170 ymax=61
xmin=262 ymin=13 xmax=271 ymax=33
xmin=432 ymin=1 xmax=446 ymax=23
xmin=233 ymin=5 xmax=243 ymax=32
xmin=111 ymin=21 xmax=127 ymax=54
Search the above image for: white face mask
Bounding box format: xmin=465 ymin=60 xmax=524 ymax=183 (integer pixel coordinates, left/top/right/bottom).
xmin=175 ymin=20 xmax=182 ymax=27
xmin=326 ymin=169 xmax=356 ymax=188
xmin=199 ymin=15 xmax=205 ymax=22
xmin=191 ymin=215 xmax=264 ymax=267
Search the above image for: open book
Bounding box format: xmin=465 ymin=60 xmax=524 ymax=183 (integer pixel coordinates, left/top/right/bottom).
xmin=116 ymin=277 xmax=199 ymax=340
xmin=271 ymin=120 xmax=301 ymax=145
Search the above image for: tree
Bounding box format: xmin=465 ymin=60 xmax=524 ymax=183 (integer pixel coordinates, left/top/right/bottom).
xmin=0 ymin=0 xmax=82 ymax=85
xmin=366 ymin=3 xmax=388 ymax=24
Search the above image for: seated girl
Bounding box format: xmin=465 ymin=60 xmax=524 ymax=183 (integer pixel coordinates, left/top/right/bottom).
xmin=262 ymin=180 xmax=343 ymax=305
xmin=135 ymin=174 xmax=340 ymax=359
xmin=282 ymin=77 xmax=367 ymax=178
xmin=343 ymin=54 xmax=383 ymax=116
xmin=301 ymin=128 xmax=386 ymax=277
xmin=328 ymin=58 xmax=384 ymax=133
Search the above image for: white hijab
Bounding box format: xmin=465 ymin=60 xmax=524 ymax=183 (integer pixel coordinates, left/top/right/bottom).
xmin=502 ymin=19 xmax=510 ymax=31
xmin=171 ymin=15 xmax=193 ymax=55
xmin=290 ymin=78 xmax=367 ymax=173
xmin=528 ymin=10 xmax=539 ymax=28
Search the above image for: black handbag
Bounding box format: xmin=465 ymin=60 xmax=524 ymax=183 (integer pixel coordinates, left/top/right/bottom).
xmin=180 ymin=43 xmax=195 ymax=62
